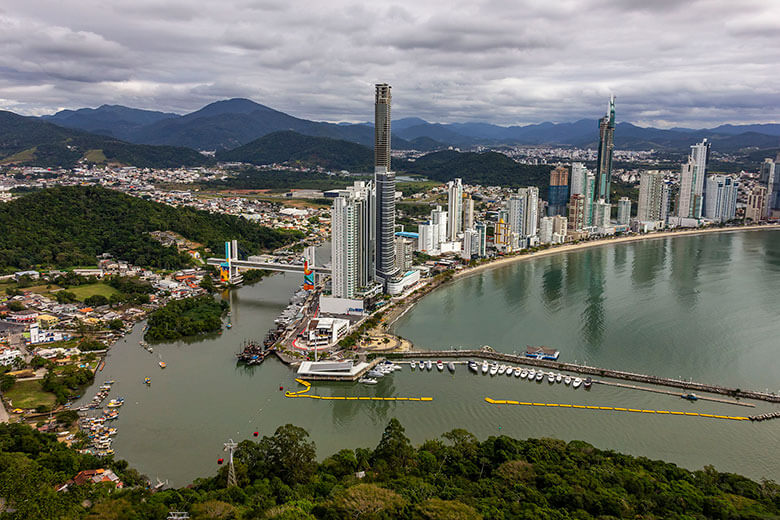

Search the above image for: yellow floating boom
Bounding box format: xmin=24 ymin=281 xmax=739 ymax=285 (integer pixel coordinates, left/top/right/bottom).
xmin=285 ymin=379 xmax=432 ymax=403
xmin=484 ymin=397 xmax=748 ymax=421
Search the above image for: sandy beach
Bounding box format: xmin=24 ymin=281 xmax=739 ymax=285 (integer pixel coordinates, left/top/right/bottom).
xmin=454 ymin=224 xmax=780 ymax=280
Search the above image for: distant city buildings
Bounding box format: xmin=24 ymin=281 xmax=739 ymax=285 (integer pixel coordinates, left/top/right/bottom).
xmin=596 ymin=97 xmax=616 ymax=203
xmin=760 ymin=157 xmax=780 ymax=217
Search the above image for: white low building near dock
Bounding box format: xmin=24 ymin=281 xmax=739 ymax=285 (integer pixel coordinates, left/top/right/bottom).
xmin=296 ymin=360 xmax=370 ymax=379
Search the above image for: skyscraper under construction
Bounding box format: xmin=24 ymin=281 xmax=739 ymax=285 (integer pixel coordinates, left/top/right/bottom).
xmin=596 ymin=96 xmax=615 ymax=203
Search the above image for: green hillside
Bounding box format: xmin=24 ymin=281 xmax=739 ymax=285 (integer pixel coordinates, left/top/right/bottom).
xmin=216 ymin=130 xmax=375 ymax=171
xmin=1 ymin=420 xmax=779 ymax=519
xmin=0 ymin=110 xmax=213 ymax=168
xmin=408 ymin=150 xmax=551 ymax=189
xmin=0 ymin=186 xmax=301 ymax=272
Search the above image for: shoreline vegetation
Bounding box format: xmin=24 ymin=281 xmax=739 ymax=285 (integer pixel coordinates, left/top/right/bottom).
xmin=3 ymin=418 xmax=779 ymax=519
xmin=381 ymin=224 xmax=780 ymax=334
xmin=144 ymin=295 xmax=228 ymax=342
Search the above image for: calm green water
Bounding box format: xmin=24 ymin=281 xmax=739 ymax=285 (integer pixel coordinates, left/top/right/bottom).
xmin=79 ymin=232 xmax=780 ymax=485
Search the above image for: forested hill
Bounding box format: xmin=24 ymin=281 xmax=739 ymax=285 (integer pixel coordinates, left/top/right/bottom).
xmin=408 ymin=149 xmax=551 ymax=189
xmin=1 ymin=420 xmax=778 ymax=519
xmin=0 ymin=110 xmax=213 ymax=168
xmin=0 ymin=186 xmax=301 ymax=272
xmin=216 ymin=130 xmax=375 ymax=172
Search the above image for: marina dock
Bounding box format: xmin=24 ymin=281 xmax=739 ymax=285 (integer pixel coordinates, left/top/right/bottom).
xmin=389 ymin=349 xmax=780 ymax=403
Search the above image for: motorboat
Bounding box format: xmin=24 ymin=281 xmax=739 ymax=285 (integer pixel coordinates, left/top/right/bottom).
xmin=584 ymin=377 xmax=592 ymax=389
xmin=426 ymin=360 xmax=433 ymax=371
xmin=447 ymin=362 xmax=456 ymax=373
xmin=498 ymin=365 xmax=507 ymax=375
xmin=159 ymin=361 xmax=166 ymax=369
xmin=489 ymin=364 xmax=499 ymax=376
xmin=514 ymin=367 xmax=523 ymax=377
xmin=143 ymin=377 xmax=151 ymax=385
xmin=547 ymin=372 xmax=555 ymax=383
xmin=573 ymin=377 xmax=583 ymax=388
xmin=528 ymin=369 xmax=536 ymax=380
xmin=681 ymin=393 xmax=698 ymax=401
xmin=535 ymin=371 xmax=544 ymax=381
xmin=481 ymin=361 xmax=489 ymax=374
xmin=436 ymin=360 xmax=444 ymax=371
xmin=419 ymin=361 xmax=426 ymax=370
xmin=520 ymin=369 xmax=528 ymax=379
xmin=556 ymin=373 xmax=562 ymax=384
xmin=410 ymin=362 xmax=416 ymax=371
xmin=358 ymin=377 xmax=378 ymax=385
xmin=468 ymin=361 xmax=479 ymax=373
xmin=564 ymin=375 xmax=571 ymax=386
xmin=367 ymin=370 xmax=384 ymax=378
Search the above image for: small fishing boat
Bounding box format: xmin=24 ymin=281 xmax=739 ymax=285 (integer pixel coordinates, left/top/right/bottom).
xmin=358 ymin=377 xmax=378 ymax=385
xmin=564 ymin=375 xmax=571 ymax=386
xmin=555 ymin=373 xmax=562 ymax=384
xmin=489 ymin=364 xmax=499 ymax=376
xmin=520 ymin=369 xmax=528 ymax=379
xmin=159 ymin=361 xmax=167 ymax=369
xmin=226 ymin=323 xmax=232 ymax=329
xmin=447 ymin=362 xmax=456 ymax=373
xmin=143 ymin=377 xmax=151 ymax=385
xmin=481 ymin=361 xmax=489 ymax=374
xmin=497 ymin=365 xmax=507 ymax=375
xmin=436 ymin=360 xmax=444 ymax=371
xmin=573 ymin=377 xmax=583 ymax=389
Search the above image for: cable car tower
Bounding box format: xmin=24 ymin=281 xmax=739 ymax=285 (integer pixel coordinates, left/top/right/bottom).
xmin=224 ymin=439 xmax=238 ymax=487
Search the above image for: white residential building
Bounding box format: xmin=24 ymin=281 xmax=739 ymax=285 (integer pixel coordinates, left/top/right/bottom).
xmin=447 ymin=178 xmax=463 ymax=241
xmin=677 ymin=139 xmax=710 ymax=219
xmin=704 ymin=175 xmax=738 ymax=223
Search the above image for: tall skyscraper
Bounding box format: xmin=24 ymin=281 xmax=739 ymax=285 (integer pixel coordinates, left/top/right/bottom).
xmin=584 ymin=172 xmax=596 ymax=227
xmin=617 ymin=197 xmax=632 ymax=225
xmin=447 ymin=178 xmax=463 ymax=241
xmin=570 ymin=162 xmax=587 ymax=196
xmin=548 ymin=166 xmax=569 ymax=216
xmin=524 ymin=187 xmax=539 ymax=238
xmin=331 ymin=182 xmax=373 ymax=298
xmin=507 ymin=193 xmax=526 ymax=237
xmin=704 ymin=175 xmax=738 ymax=223
xmin=637 ymin=170 xmax=668 ymax=222
xmin=677 ymin=138 xmax=710 ymax=219
xmin=475 ymin=221 xmax=487 ymax=257
xmin=373 ymin=83 xmax=398 ymax=282
xmin=462 ymin=195 xmax=474 ymax=231
xmin=596 ymin=96 xmax=616 ymax=203
xmin=760 ymin=158 xmax=778 ymax=217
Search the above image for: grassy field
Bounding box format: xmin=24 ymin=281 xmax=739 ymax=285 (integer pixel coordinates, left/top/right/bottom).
xmin=67 ymin=283 xmax=120 ymax=301
xmin=84 ymin=149 xmax=107 ymax=163
xmin=5 ymin=380 xmax=56 ymax=409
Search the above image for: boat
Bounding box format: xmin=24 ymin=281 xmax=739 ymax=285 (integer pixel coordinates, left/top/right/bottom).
xmin=419 ymin=361 xmax=425 ymax=370
xmin=143 ymin=377 xmax=151 ymax=385
xmin=489 ymin=364 xmax=498 ymax=376
xmin=159 ymin=361 xmax=167 ymax=369
xmin=681 ymin=393 xmax=699 ymax=401
xmin=481 ymin=361 xmax=489 ymax=374
xmin=410 ymin=362 xmax=415 ymax=371
xmin=520 ymin=369 xmax=528 ymax=379
xmin=426 ymin=360 xmax=432 ymax=371
xmin=584 ymin=377 xmax=592 ymax=389
xmin=104 ymin=380 xmax=115 ymax=385
xmin=528 ymin=369 xmax=536 ymax=380
xmin=358 ymin=377 xmax=378 ymax=385
xmin=525 ymin=346 xmax=560 ymax=361
xmin=573 ymin=377 xmax=583 ymax=388
xmin=436 ymin=360 xmax=444 ymax=371
xmin=547 ymin=372 xmax=555 ymax=383
xmin=468 ymin=361 xmax=479 ymax=373
xmin=556 ymin=373 xmax=562 ymax=384
xmin=106 ymin=400 xmax=123 ymax=408
xmin=366 ymin=370 xmax=384 ymax=378
xmin=514 ymin=367 xmax=523 ymax=377
xmin=564 ymin=375 xmax=571 ymax=386
xmin=226 ymin=323 xmax=232 ymax=329
xmin=447 ymin=362 xmax=456 ymax=373
xmin=498 ymin=365 xmax=506 ymax=375
xmin=535 ymin=371 xmax=544 ymax=381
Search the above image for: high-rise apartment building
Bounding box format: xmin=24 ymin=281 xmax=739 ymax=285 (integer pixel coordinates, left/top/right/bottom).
xmin=570 ymin=162 xmax=587 ymax=197
xmin=637 ymin=170 xmax=668 ymax=222
xmin=462 ymin=195 xmax=474 ymax=231
xmin=374 ymin=83 xmax=398 ymax=282
xmin=567 ymin=194 xmax=586 ymax=232
xmin=593 ymin=198 xmax=611 ymax=228
xmin=704 ymin=175 xmax=738 ymax=223
xmin=475 ymin=221 xmax=487 ymax=257
xmin=447 ymin=178 xmax=463 ymax=241
xmin=394 ymin=238 xmax=413 ymax=272
xmin=524 ymin=187 xmax=539 ymax=238
xmin=596 ymin=96 xmax=615 ymax=203
xmin=584 ymin=172 xmax=596 ymax=227
xmin=539 ymin=217 xmax=553 ymax=243
xmin=745 ymin=185 xmax=767 ymax=222
xmin=677 ymin=139 xmax=710 ymax=219
xmin=617 ymin=197 xmax=632 ymax=225
xmin=760 ymin=157 xmax=779 ymax=216
xmin=331 ymin=182 xmax=373 ymax=298
xmin=548 ymin=166 xmax=569 ymax=216
xmin=507 ymin=193 xmax=526 ymax=238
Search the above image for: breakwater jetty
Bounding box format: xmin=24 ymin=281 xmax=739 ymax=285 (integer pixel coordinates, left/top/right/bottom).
xmin=389 ymin=349 xmax=780 ymax=404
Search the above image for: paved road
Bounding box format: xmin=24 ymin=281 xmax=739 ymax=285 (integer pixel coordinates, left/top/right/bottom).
xmin=0 ymin=397 xmax=9 ymax=423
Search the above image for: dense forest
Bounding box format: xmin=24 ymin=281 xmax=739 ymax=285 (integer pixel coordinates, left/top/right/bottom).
xmin=1 ymin=420 xmax=778 ymax=519
xmin=406 ymin=150 xmax=551 ymax=190
xmin=206 ymin=168 xmax=370 ymax=192
xmin=0 ymin=111 xmax=213 ymax=168
xmin=145 ymin=295 xmax=228 ymax=341
xmin=216 ymin=131 xmax=376 ymax=172
xmin=0 ymin=186 xmax=302 ymax=272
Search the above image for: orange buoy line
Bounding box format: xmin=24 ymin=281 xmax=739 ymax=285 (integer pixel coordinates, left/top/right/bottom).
xmin=285 ymin=379 xmax=433 ymax=402
xmin=483 ymin=398 xmax=749 ymax=421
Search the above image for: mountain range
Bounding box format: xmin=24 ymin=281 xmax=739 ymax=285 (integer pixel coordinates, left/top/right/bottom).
xmin=41 ymin=98 xmax=780 ymax=153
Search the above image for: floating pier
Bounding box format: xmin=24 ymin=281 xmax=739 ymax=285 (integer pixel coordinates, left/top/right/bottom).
xmin=285 ymin=379 xmax=433 ymax=402
xmin=391 ymin=350 xmax=780 ymax=403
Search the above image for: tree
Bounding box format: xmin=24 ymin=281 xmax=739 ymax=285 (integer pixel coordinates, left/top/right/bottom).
xmin=0 ymin=373 xmax=15 ymax=392
xmin=268 ymin=424 xmax=317 ymax=485
xmin=84 ymin=294 xmax=109 ymax=307
xmin=200 ymin=274 xmax=216 ymax=294
xmin=7 ymin=301 xmax=24 ymax=312
xmin=56 ymin=410 xmax=79 ymax=425
xmin=372 ymin=418 xmax=414 ymax=473
xmin=327 ymin=483 xmax=405 ymax=519
xmin=412 ymin=498 xmax=482 ymax=520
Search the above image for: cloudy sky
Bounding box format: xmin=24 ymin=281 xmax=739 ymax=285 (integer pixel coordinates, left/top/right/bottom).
xmin=1 ymin=0 xmax=779 ymax=127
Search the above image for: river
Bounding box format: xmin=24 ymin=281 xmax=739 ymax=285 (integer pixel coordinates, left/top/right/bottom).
xmin=79 ymin=231 xmax=780 ymax=485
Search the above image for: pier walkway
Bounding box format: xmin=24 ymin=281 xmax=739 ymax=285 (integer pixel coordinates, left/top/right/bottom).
xmin=390 ymin=349 xmax=780 ymax=403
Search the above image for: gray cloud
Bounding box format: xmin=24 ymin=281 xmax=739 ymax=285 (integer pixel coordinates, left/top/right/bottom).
xmin=0 ymin=0 xmax=778 ymax=127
